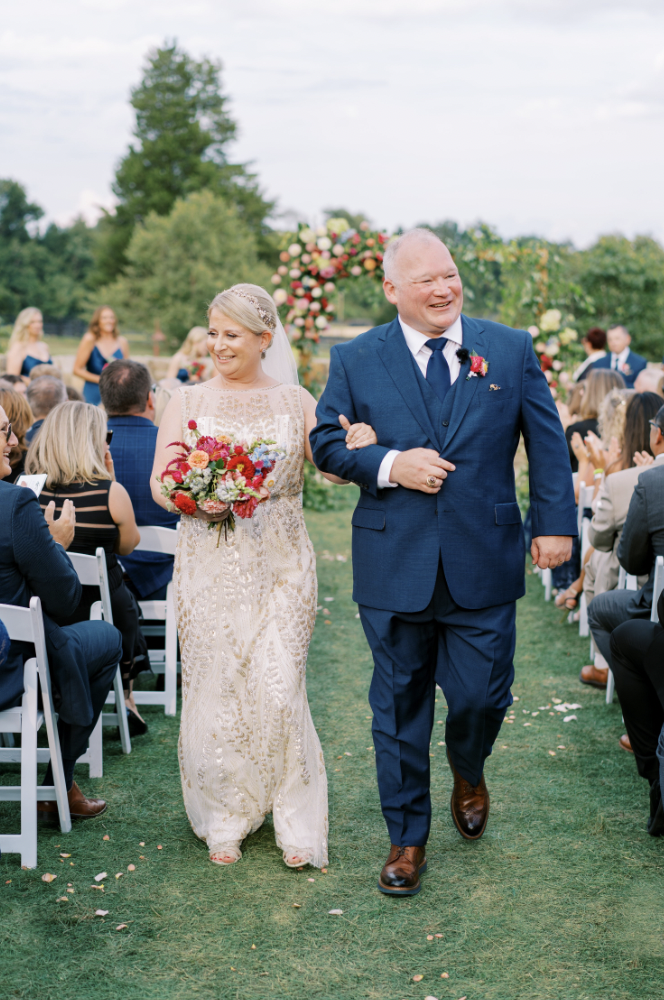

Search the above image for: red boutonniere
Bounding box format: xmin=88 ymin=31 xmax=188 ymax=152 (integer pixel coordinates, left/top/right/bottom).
xmin=467 ymin=351 xmax=489 ymax=380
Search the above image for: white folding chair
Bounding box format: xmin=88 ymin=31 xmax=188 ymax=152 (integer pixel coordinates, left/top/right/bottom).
xmin=129 ymin=525 xmax=179 ymax=717
xmin=0 ymin=598 xmax=71 ymax=868
xmin=606 ymin=566 xmax=639 ymax=704
xmin=67 ymin=549 xmax=131 ymax=777
xmin=577 ymin=484 xmax=595 ymax=637
xmin=650 ymin=556 xmax=664 ymax=623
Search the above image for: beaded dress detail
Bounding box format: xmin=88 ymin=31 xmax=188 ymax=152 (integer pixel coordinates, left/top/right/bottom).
xmin=174 ymin=383 xmax=328 ymax=866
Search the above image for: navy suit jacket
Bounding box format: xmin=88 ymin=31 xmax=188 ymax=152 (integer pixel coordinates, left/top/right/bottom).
xmin=0 ymin=480 xmax=102 ymax=723
xmin=310 ymin=315 xmax=577 ymax=612
xmin=107 ymin=416 xmax=179 ymax=599
xmin=589 ymin=349 xmax=647 ymax=388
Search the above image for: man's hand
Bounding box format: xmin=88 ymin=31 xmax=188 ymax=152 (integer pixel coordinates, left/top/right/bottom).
xmin=389 ymin=448 xmax=456 ymax=493
xmin=339 ymin=414 xmax=378 ymax=450
xmin=44 ymin=499 xmax=76 ymax=550
xmin=531 ymin=535 xmax=573 ymax=570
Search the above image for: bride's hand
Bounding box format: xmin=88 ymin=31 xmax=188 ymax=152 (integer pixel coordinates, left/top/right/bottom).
xmin=339 ymin=414 xmax=378 ymax=450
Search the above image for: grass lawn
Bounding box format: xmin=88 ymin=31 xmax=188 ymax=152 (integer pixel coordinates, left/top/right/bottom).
xmin=1 ymin=506 xmax=663 ymax=1000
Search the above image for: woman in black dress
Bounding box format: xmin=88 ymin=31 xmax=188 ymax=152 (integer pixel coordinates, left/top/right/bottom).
xmin=25 ymin=400 xmax=149 ymax=735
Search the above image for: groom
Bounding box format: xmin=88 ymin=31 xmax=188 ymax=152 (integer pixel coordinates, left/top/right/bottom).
xmin=310 ymin=229 xmax=577 ymax=896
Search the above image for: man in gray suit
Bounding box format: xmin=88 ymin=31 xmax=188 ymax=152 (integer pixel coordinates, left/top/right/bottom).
xmin=588 ymin=406 xmax=664 ymax=672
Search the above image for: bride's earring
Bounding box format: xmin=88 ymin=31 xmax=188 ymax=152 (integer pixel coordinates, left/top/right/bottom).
xmin=261 ymin=351 xmax=266 ymax=359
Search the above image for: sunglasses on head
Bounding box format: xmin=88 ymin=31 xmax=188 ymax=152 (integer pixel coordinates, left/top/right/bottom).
xmin=649 ymin=420 xmax=663 ymax=433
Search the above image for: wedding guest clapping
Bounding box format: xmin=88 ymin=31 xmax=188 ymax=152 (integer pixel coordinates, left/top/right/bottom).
xmin=25 ymin=400 xmax=150 ymax=736
xmin=565 ymin=369 xmax=624 ymax=472
xmin=0 ymin=386 xmax=34 ymax=483
xmin=73 ymin=306 xmax=129 ymax=406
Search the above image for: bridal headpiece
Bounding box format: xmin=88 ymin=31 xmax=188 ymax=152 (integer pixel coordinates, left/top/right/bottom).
xmin=229 ymin=288 xmax=277 ymax=331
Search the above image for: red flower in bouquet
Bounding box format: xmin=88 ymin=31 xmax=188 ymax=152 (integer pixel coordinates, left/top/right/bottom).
xmin=233 ymin=496 xmax=260 ymax=519
xmin=173 ymin=492 xmax=197 ymax=515
xmin=226 ymin=454 xmax=256 ymax=480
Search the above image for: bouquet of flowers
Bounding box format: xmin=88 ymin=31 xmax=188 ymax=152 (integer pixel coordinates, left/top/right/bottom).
xmin=187 ymin=360 xmax=207 ymax=381
xmin=158 ymin=419 xmax=286 ymax=541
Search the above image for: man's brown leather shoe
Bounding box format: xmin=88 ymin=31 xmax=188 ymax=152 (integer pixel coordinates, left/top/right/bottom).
xmin=619 ymin=733 xmax=634 ymax=753
xmin=378 ymin=845 xmax=427 ymax=896
xmin=38 ymin=782 xmax=107 ymax=821
xmin=448 ymin=753 xmax=489 ymax=840
xmin=579 ymin=664 xmax=608 ymax=689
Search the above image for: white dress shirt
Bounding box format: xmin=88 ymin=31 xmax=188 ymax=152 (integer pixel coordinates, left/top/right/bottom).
xmin=376 ymin=314 xmax=464 ymax=489
xmin=611 ymin=346 xmax=630 ymax=371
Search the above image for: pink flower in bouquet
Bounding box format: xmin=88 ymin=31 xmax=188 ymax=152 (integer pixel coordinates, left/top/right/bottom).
xmin=189 ymin=450 xmax=210 ymax=469
xmin=233 ymin=497 xmax=260 ymax=519
xmin=202 ymin=499 xmax=229 ymax=514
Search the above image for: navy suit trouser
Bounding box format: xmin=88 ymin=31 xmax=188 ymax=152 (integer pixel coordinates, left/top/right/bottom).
xmin=359 ymin=561 xmax=516 ymax=847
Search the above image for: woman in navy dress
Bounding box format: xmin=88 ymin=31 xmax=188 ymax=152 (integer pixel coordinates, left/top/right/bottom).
xmin=5 ymin=307 xmax=53 ymax=382
xmin=73 ymin=306 xmax=129 ymax=405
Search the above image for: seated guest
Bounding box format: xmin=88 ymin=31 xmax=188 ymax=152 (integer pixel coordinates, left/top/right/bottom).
xmin=29 ymin=362 xmax=64 ymax=382
xmin=99 ymin=360 xmax=179 ymax=602
xmin=4 ymin=307 xmax=53 ymax=381
xmin=0 ymin=374 xmax=28 ymax=396
xmin=634 ymin=368 xmax=664 ymax=396
xmin=25 ymin=375 xmax=67 ymax=443
xmin=25 ymin=400 xmax=150 ymax=736
xmin=66 ymin=385 xmax=83 ymax=402
xmin=0 ymin=387 xmax=34 ymax=483
xmin=573 ymin=327 xmax=607 ymax=382
xmin=0 ymin=403 xmax=122 ymax=818
xmin=610 ymin=589 xmax=664 ymax=836
xmin=565 ymin=369 xmax=625 ymax=472
xmin=589 ymin=325 xmax=648 ymax=389
xmin=588 ymin=404 xmax=664 ymax=685
xmin=577 ymin=392 xmax=662 ymax=687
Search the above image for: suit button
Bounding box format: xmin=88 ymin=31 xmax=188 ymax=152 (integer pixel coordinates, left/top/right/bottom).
xmin=442 ymin=420 xmax=449 ymax=426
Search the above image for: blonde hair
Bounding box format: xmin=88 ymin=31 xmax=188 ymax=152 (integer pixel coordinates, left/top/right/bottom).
xmin=0 ymin=388 xmax=34 ymax=470
xmin=8 ymin=308 xmax=43 ymax=349
xmin=598 ymin=388 xmax=634 ymax=449
xmin=208 ymin=284 xmax=277 ymax=352
xmin=153 ymin=385 xmax=173 ymax=426
xmin=25 ymin=401 xmax=110 ymax=488
xmin=29 ymin=363 xmax=63 ymax=381
xmin=580 ymin=368 xmax=625 ymax=420
xmin=179 ymin=326 xmax=208 ymax=358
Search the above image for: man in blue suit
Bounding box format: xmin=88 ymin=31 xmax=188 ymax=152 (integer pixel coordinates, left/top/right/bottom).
xmin=588 ymin=325 xmax=647 ymax=388
xmin=99 ymin=360 xmax=179 ymax=602
xmin=310 ymin=229 xmax=577 ymax=896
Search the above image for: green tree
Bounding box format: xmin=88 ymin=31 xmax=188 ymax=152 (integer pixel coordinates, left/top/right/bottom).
xmin=570 ymin=235 xmax=664 ymax=359
xmin=0 ymin=179 xmax=96 ymax=321
xmin=95 ymin=41 xmax=274 ymax=285
xmin=102 ymin=190 xmax=272 ymax=342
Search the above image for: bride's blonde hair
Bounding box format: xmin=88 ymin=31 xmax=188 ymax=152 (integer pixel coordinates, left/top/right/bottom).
xmin=208 ymin=284 xmax=277 ymax=355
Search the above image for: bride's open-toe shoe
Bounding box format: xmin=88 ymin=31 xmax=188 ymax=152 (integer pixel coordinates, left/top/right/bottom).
xmin=283 ymin=850 xmax=314 ymax=869
xmin=209 ymin=843 xmax=243 ymax=866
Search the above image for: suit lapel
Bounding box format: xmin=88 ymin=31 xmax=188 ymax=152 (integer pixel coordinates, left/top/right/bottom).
xmin=377 ymin=319 xmax=440 ymax=449
xmin=443 ymin=315 xmax=486 ymax=450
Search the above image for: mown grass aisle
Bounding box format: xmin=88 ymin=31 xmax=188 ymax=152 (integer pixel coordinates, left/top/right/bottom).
xmin=1 ymin=507 xmax=663 ymax=1000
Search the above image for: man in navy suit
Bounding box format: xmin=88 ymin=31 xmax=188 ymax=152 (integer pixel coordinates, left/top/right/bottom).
xmin=310 ymin=229 xmax=577 ymax=896
xmin=99 ymin=360 xmax=179 ymax=602
xmin=588 ymin=325 xmax=647 ymax=389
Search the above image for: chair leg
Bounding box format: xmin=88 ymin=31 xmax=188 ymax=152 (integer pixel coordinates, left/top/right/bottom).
xmin=20 ymin=660 xmax=38 ymax=869
xmin=165 ymin=586 xmax=177 ymax=717
xmin=578 ymin=593 xmax=589 ymax=637
xmin=114 ymin=667 xmax=132 ymax=755
xmin=606 ymin=669 xmax=615 ymax=705
xmin=40 ymin=688 xmax=72 ymax=834
xmin=87 ymin=717 xmax=103 ymax=778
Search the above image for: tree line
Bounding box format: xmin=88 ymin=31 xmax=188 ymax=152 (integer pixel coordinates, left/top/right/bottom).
xmin=2 ymin=41 xmax=664 ymax=358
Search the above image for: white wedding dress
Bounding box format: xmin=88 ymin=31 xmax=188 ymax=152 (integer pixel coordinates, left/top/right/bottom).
xmin=173 ymin=382 xmax=328 ymax=867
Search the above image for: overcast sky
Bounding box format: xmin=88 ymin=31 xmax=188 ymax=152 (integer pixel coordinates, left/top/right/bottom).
xmin=1 ymin=0 xmax=663 ymax=246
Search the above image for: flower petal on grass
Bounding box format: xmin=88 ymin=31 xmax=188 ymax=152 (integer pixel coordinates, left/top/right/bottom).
xmin=41 ymin=873 xmax=56 ymax=882
xmin=116 ymin=924 xmax=128 ymax=931
xmin=413 ymin=974 xmax=424 ymax=982
xmin=56 ymin=896 xmax=68 ymax=902
xmin=59 ymin=853 xmax=71 ymax=858
xmin=94 ymin=872 xmax=107 ymax=882
xmin=564 ymin=714 xmax=577 ymax=722
xmin=102 ymin=835 xmax=110 ymax=841
xmin=441 ymin=972 xmax=450 ymax=978
xmin=548 ymin=751 xmax=556 ymax=756
xmin=95 ymin=909 xmax=109 ymax=916
xmin=127 ymin=864 xmax=136 ymax=872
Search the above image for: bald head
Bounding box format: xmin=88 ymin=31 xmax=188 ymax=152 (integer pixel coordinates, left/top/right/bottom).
xmin=382 ymin=228 xmax=463 ymax=335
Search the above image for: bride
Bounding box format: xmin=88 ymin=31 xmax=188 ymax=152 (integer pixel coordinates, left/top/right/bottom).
xmin=151 ymin=284 xmax=376 ymax=868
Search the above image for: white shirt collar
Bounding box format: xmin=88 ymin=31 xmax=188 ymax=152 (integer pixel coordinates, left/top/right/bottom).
xmin=398 ymin=313 xmax=463 ymax=355
xmin=613 ymin=346 xmax=630 ymax=365
xmin=655 ymin=453 xmax=664 ymax=464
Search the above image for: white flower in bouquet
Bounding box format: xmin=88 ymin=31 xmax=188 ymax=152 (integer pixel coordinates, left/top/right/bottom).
xmin=324 ymin=282 xmax=335 ymax=293
xmin=544 ymin=369 xmax=553 ymax=383
xmin=539 ymin=309 xmax=562 ymax=333
xmin=317 ymin=236 xmax=332 ymax=251
xmin=552 ymin=360 xmax=563 ymax=371
xmin=326 ymin=218 xmax=348 ymax=234
xmin=350 ymin=265 xmax=363 ymax=277
xmin=300 ymin=228 xmax=315 ymax=243
xmin=271 ymin=274 xmax=281 ymax=284
xmin=528 ymin=325 xmax=539 ymax=337
xmin=289 ymin=268 xmax=301 ymax=278
xmin=294 ymin=317 xmax=305 ymax=327
xmin=315 ymin=316 xmax=329 ymax=330
xmin=332 ymin=244 xmax=344 ymax=256
xmin=309 ymin=301 xmax=321 ymax=312
xmin=558 ymin=327 xmax=578 ymax=345
xmin=311 ymin=286 xmax=322 ymax=298
xmin=535 ymin=342 xmax=547 ymax=353
xmin=316 ymin=226 xmax=327 ymax=236
xmin=295 ymin=288 xmax=305 ymax=297
xmin=545 ymin=339 xmax=560 ymax=356
xmin=288 ymin=243 xmax=302 ymax=256
xmin=273 ymin=289 xmax=288 ymax=306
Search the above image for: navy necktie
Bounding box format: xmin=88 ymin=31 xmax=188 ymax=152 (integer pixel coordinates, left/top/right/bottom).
xmin=425 ymin=338 xmax=451 ymax=401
